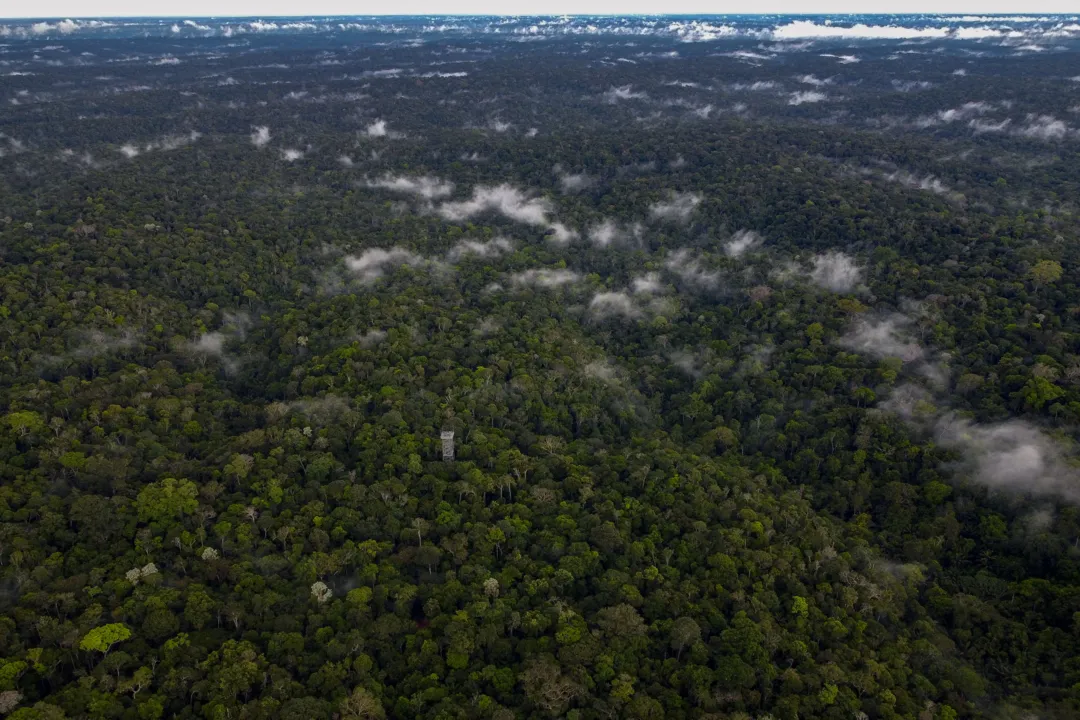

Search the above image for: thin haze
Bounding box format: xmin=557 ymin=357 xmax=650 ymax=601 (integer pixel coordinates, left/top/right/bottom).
xmin=4 ymin=1 xmax=1077 ymax=19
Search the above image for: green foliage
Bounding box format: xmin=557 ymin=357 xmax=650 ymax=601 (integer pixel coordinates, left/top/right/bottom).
xmin=135 ymin=479 xmax=198 ymax=524
xmin=78 ymin=625 xmax=131 ymax=654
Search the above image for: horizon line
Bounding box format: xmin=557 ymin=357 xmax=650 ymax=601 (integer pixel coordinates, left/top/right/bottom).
xmin=3 ymin=11 xmax=1079 ymax=20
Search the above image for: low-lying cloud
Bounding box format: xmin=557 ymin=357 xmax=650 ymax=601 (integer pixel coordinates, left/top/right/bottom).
xmin=665 ymin=249 xmax=720 ymax=290
xmin=369 ymin=174 xmax=454 ymax=199
xmin=839 ymin=313 xmax=925 ymax=362
xmin=724 ymin=229 xmax=764 ymax=258
xmin=589 ymin=292 xmax=642 ymax=321
xmin=1016 ymin=114 xmax=1069 ymax=141
xmin=789 ymin=90 xmax=827 ymax=105
xmin=809 ymin=251 xmax=863 ymax=292
xmin=344 ymin=247 xmax=425 ymax=284
xmin=604 ymin=85 xmax=648 ymax=103
xmin=882 ymin=170 xmax=965 ymax=203
xmin=649 ymin=191 xmax=702 ymax=223
xmin=251 ymin=125 xmax=271 ymax=148
xmin=936 ymin=416 xmax=1080 ymax=504
xmin=119 ymin=131 xmax=200 ymax=158
xmin=558 ymin=171 xmax=595 ymax=193
xmin=510 ymin=268 xmax=580 ymax=288
xmin=438 ymin=184 xmax=575 ymax=243
xmin=448 ymin=237 xmax=513 ymax=261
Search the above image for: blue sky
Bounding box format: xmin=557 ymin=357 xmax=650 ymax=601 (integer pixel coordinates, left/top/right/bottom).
xmin=3 ymin=0 xmax=1078 ymax=19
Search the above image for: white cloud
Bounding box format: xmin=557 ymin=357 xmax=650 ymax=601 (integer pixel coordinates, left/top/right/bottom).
xmin=731 ymin=81 xmax=777 ymax=91
xmin=936 ymin=416 xmax=1080 ymax=504
xmin=344 ymin=247 xmax=425 ymax=284
xmin=772 ymin=21 xmax=949 ymax=40
xmin=797 ymin=74 xmax=831 ymax=86
xmin=510 ymin=268 xmax=580 ymax=288
xmin=665 ymin=249 xmax=719 ymax=290
xmin=882 ymin=171 xmax=964 ymax=203
xmin=558 ymin=172 xmax=594 ymax=193
xmin=189 ymin=331 xmax=226 ymax=356
xmin=724 ymin=229 xmax=764 ymax=258
xmin=789 ymin=90 xmax=827 ymax=105
xmin=631 ymin=272 xmax=663 ymax=294
xmin=369 ymin=174 xmax=454 ymax=199
xmin=603 ymin=85 xmax=648 ymax=103
xmin=281 ymin=148 xmax=304 ymax=161
xmin=809 ymin=251 xmax=862 ymax=292
xmin=250 ymin=125 xmax=271 ymax=148
xmin=438 ymin=184 xmax=575 ymax=242
xmin=839 ymin=314 xmax=925 ymax=362
xmin=365 ymin=119 xmax=389 ymax=137
xmin=969 ymin=117 xmax=1012 ymax=134
xmin=1016 ymin=114 xmax=1069 ymax=140
xmin=448 ymin=237 xmax=513 ymax=261
xmin=649 ymin=191 xmax=702 ymax=223
xmin=587 ymin=219 xmax=642 ymax=247
xmin=589 ymin=292 xmax=642 ymax=321
xmin=821 ymin=53 xmax=861 ymax=64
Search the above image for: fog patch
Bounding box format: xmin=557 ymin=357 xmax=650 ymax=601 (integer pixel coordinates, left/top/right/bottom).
xmin=190 ymin=332 xmax=227 ymax=356
xmin=809 ymin=251 xmax=863 ymax=292
xmin=588 ymin=219 xmax=642 ymax=248
xmin=604 ymin=85 xmax=648 ymax=102
xmin=724 ymin=229 xmax=764 ymax=258
xmin=369 ymin=174 xmax=454 ymax=199
xmin=365 ymin=119 xmax=391 ymax=137
xmin=839 ymin=314 xmax=925 ymax=362
xmin=344 ymin=247 xmax=425 ymax=284
xmin=893 ymin=80 xmax=934 ymax=92
xmin=631 ymin=273 xmax=664 ymax=294
xmin=356 ymin=329 xmax=387 ymax=347
xmin=287 ymin=395 xmax=351 ymax=424
xmin=665 ymin=249 xmax=720 ymax=290
xmin=882 ymin=170 xmax=965 ymax=203
xmin=649 ymin=191 xmax=702 ymax=223
xmin=557 ymin=170 xmax=594 ymax=193
xmin=583 ymin=359 xmax=619 ymax=383
xmin=589 ymin=292 xmax=642 ymax=321
xmin=821 ymin=53 xmax=860 ymax=64
xmin=118 ymin=131 xmax=200 ymax=157
xmin=1016 ymin=115 xmax=1069 ymax=141
xmin=731 ymin=81 xmax=777 ymax=91
xmin=970 ymin=118 xmax=1012 ymax=134
xmin=935 ymin=416 xmax=1080 ymax=504
xmin=448 ymin=237 xmax=513 ymax=261
xmin=668 ymin=350 xmax=704 ymax=378
xmin=916 ymin=101 xmax=1005 ymax=128
xmin=1023 ymin=508 xmax=1055 ymax=532
xmin=510 ymin=268 xmax=580 ymax=288
xmin=737 ymin=344 xmax=774 ymax=377
xmin=438 ymin=184 xmax=575 ymax=242
xmin=250 ymin=125 xmax=271 ymax=148
xmin=789 ymin=91 xmax=827 ymax=105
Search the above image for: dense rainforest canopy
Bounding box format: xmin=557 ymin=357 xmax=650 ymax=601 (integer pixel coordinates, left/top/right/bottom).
xmin=1 ymin=13 xmax=1080 ymax=720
